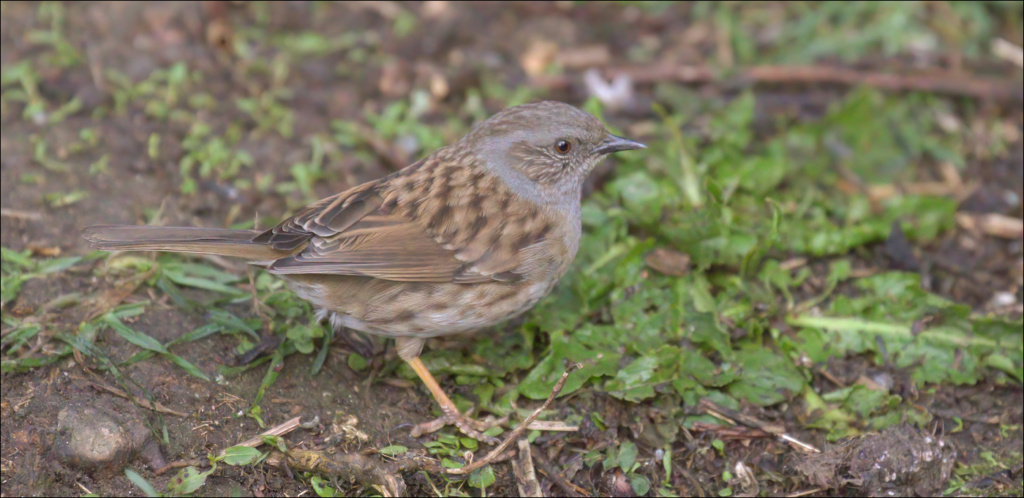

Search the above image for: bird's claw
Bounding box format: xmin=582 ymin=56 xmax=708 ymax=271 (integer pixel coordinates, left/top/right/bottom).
xmin=410 ymin=406 xmax=507 ymax=445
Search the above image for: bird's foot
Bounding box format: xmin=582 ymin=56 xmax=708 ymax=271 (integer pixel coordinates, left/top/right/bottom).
xmin=410 ymin=406 xmax=507 ymax=445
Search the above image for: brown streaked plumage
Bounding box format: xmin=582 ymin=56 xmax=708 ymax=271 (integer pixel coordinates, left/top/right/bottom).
xmin=82 ymin=100 xmax=645 ymax=444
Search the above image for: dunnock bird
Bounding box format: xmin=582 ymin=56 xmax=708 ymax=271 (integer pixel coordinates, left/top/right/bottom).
xmin=83 ymin=101 xmax=645 ymax=443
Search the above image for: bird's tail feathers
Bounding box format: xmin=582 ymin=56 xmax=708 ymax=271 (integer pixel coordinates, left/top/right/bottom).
xmin=82 ymin=225 xmax=287 ymax=263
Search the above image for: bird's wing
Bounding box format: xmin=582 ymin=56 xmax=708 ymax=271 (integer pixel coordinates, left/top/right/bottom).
xmin=253 ymin=165 xmax=556 ymax=284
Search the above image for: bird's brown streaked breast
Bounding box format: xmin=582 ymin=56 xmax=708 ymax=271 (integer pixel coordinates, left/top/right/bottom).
xmin=285 ymin=275 xmax=563 ymax=338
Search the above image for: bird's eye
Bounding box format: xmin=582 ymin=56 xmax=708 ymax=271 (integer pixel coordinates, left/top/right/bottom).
xmin=555 ymin=140 xmax=571 ymax=154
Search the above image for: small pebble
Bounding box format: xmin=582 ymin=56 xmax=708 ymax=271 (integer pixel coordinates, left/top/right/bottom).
xmin=396 ymin=134 xmax=420 ymax=157
xmin=990 ymin=291 xmax=1017 ymax=308
xmin=53 ymin=405 xmax=145 ymax=476
xmin=1004 ymin=190 xmax=1020 ymax=208
xmin=870 ymin=371 xmax=896 ymax=392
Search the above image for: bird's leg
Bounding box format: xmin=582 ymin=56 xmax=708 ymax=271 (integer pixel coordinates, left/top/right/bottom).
xmin=402 ymin=355 xmax=504 ymax=444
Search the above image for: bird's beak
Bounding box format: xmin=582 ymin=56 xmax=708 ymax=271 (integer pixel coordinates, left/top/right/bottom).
xmin=595 ymin=134 xmax=646 ymax=155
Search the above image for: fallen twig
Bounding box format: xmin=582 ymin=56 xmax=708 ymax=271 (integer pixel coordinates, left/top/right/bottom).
xmin=992 ymin=38 xmax=1024 ymax=68
xmin=447 ymin=363 xmax=582 ymax=476
xmin=521 ymin=420 xmax=578 ymax=432
xmin=533 ymin=449 xmax=586 ymax=498
xmin=690 ymin=422 xmax=771 ymax=440
xmin=534 ymin=64 xmax=1023 ymax=102
xmin=699 ymin=399 xmax=820 ymax=454
xmin=220 ymin=416 xmax=303 ymax=457
xmin=779 ymin=258 xmax=809 ymax=272
xmin=864 ymin=181 xmax=979 ymax=203
xmin=153 ymin=459 xmax=205 ymax=476
xmin=84 ymin=380 xmax=188 ymax=417
xmin=0 ymin=208 xmax=43 ymax=220
xmin=156 ymin=416 xmax=310 ymax=475
xmin=700 ymin=399 xmax=783 ymax=434
xmin=787 ymin=488 xmax=825 ymax=498
xmin=266 ymin=449 xmax=442 ymax=497
xmin=817 ymin=367 xmax=847 ymax=388
xmin=511 ymin=439 xmax=543 ymax=497
xmin=955 ymin=212 xmax=1024 ymax=240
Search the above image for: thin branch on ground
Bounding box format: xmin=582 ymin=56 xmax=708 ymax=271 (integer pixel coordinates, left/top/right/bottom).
xmin=992 ymin=38 xmax=1024 ymax=68
xmin=156 ymin=416 xmax=308 ymax=475
xmin=154 ymin=459 xmax=205 ymax=476
xmin=447 ymin=363 xmax=582 ymax=476
xmin=700 ymin=398 xmax=820 ymax=454
xmin=533 ymin=447 xmax=586 ymax=498
xmin=955 ymin=212 xmax=1024 ymax=240
xmin=266 ymin=449 xmax=442 ymax=498
xmin=0 ymin=208 xmax=44 ymax=220
xmin=535 ymin=64 xmax=1023 ymax=102
xmin=787 ymin=488 xmax=826 ymax=498
xmin=221 ymin=416 xmax=303 ymax=456
xmin=83 ymin=380 xmax=188 ymax=417
xmin=510 ymin=438 xmax=543 ymax=497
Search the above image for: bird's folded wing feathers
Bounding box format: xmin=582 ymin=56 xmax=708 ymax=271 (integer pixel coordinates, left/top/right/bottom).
xmin=254 ymin=181 xmax=535 ymax=284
